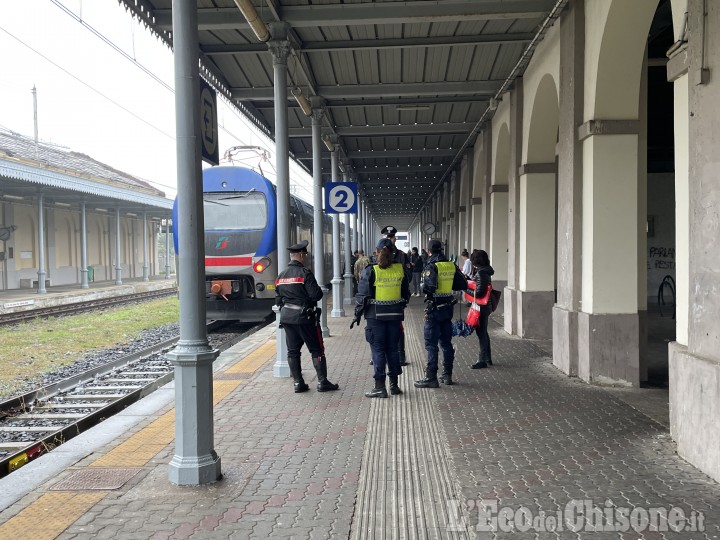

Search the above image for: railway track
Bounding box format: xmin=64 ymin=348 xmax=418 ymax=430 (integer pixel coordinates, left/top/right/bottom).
xmin=0 ymin=318 xmax=270 ymax=478
xmin=0 ymin=288 xmax=178 ymax=326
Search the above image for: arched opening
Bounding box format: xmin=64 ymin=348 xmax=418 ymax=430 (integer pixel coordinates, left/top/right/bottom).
xmin=518 ymin=73 xmax=560 ymax=338
xmin=578 ymin=0 xmax=663 ymax=387
xmin=490 ymin=123 xmax=510 ymax=283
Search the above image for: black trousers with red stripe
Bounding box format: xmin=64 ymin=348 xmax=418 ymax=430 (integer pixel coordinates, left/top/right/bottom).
xmin=284 ymin=323 xmax=325 ymax=359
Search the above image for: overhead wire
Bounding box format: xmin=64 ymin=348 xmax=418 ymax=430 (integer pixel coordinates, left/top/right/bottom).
xmin=49 ymin=0 xmax=174 ymax=93
xmin=8 ymin=1 xmax=315 ymax=200
xmin=0 ymin=25 xmax=176 ymax=141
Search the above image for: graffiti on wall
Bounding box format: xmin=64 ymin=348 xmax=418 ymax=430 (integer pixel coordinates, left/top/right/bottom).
xmin=648 ymin=246 xmax=675 ymax=270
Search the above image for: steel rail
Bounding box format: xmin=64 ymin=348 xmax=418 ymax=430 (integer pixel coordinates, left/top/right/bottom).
xmin=0 ymin=288 xmax=178 ymax=327
xmin=0 ymin=318 xmax=270 ymax=478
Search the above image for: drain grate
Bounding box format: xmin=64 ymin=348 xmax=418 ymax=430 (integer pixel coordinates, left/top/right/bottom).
xmin=50 ymin=468 xmax=142 ymax=491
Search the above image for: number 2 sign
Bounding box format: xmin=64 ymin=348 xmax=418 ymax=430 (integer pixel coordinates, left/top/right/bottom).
xmin=325 ymin=182 xmax=358 ymax=214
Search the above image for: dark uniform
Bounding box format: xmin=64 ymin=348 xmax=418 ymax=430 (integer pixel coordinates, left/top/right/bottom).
xmin=354 ymin=238 xmax=410 ymax=398
xmin=381 ymin=225 xmax=413 ymax=366
xmin=415 ymin=239 xmax=468 ymax=388
xmin=275 ymin=240 xmax=339 ymax=393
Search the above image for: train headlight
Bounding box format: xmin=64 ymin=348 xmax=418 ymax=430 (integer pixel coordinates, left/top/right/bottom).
xmin=253 ymin=257 xmax=271 ymax=273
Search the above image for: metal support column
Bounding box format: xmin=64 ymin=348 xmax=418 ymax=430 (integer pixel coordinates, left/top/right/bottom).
xmin=268 ymin=25 xmax=291 ymax=377
xmin=310 ymin=99 xmax=330 ymax=337
xmin=353 ymin=206 xmax=359 ymax=256
xmin=330 ymin=146 xmax=345 ymax=317
xmin=114 ymin=207 xmax=123 ymax=285
xmin=80 ymin=202 xmax=89 ymax=289
xmin=167 ymin=0 xmax=221 ymax=486
xmin=36 ymin=194 xmax=46 ymax=294
xmin=357 ymin=199 xmax=362 ymax=255
xmin=142 ymin=212 xmax=149 ymax=281
xmin=343 ymin=172 xmax=353 ymax=305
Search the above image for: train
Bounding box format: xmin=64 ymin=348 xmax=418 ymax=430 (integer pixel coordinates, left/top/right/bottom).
xmin=173 ymin=166 xmax=335 ymax=321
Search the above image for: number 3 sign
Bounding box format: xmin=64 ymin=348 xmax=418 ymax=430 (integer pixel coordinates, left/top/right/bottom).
xmin=325 ymin=182 xmax=358 ymax=214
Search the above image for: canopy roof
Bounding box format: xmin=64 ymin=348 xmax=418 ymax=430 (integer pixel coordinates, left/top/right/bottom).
xmin=119 ymin=0 xmax=562 ymax=229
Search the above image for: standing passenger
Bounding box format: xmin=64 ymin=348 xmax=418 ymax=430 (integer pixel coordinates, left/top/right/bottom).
xmin=409 ymin=247 xmax=423 ymax=296
xmin=275 ymin=240 xmax=340 ymax=393
xmin=415 ymin=239 xmax=468 ymax=388
xmin=469 ymin=249 xmax=494 ymax=369
xmin=353 ymin=238 xmax=410 ymax=398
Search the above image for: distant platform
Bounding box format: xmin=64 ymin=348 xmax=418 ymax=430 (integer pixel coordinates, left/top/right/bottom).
xmin=0 ymin=277 xmax=177 ymax=316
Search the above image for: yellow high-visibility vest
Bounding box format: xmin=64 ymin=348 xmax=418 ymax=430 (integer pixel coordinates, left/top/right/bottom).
xmin=434 ymin=261 xmax=455 ymax=295
xmin=373 ymin=264 xmax=404 ymax=301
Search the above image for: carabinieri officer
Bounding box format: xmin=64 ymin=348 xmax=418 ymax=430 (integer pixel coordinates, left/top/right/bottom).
xmin=275 ymin=240 xmax=340 ymax=394
xmin=415 ymin=239 xmax=467 ymax=388
xmin=353 ymin=238 xmax=410 ymax=398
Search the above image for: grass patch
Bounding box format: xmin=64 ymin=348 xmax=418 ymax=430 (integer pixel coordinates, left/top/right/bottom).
xmin=0 ymin=297 xmax=179 ymax=398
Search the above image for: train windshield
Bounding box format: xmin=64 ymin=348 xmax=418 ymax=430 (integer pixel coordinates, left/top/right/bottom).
xmin=204 ymin=191 xmax=268 ymax=230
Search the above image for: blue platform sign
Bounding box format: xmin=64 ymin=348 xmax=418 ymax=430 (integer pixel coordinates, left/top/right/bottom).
xmin=325 ymin=182 xmax=357 ymax=214
xmin=199 ymin=77 xmax=219 ymax=165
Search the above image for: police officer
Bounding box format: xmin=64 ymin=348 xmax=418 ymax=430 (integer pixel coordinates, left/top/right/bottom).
xmin=275 ymin=240 xmax=340 ymax=393
xmin=380 ymin=225 xmax=412 ymax=366
xmin=415 ymin=239 xmax=468 ymax=388
xmin=353 ymin=238 xmax=410 ymax=398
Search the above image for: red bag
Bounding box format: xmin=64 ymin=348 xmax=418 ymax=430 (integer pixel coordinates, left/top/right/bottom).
xmin=463 ymin=280 xmax=492 ymax=306
xmin=465 ymin=303 xmax=481 ymax=327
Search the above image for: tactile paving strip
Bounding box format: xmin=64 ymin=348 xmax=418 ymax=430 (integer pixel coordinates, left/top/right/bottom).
xmin=49 ymin=467 xmax=141 ymax=491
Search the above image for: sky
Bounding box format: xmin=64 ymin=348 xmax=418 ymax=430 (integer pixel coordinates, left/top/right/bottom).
xmin=0 ymin=0 xmax=313 ymax=202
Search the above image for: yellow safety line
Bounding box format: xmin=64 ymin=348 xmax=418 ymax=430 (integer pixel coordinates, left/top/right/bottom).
xmin=0 ymin=339 xmax=274 ymax=538
xmin=0 ymin=492 xmax=105 ymax=539
xmin=225 ymin=340 xmax=276 ymax=373
xmin=91 ymin=340 xmax=274 ymax=468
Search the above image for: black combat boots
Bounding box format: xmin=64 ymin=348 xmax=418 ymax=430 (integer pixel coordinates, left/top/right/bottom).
xmin=439 ymin=368 xmax=454 ymax=385
xmin=388 ymin=375 xmax=402 ymax=395
xmin=312 ymin=356 xmax=340 ymax=392
xmin=365 ymin=379 xmax=388 ymax=398
xmin=288 ymin=357 xmax=309 ymax=393
xmin=414 ymin=369 xmax=439 ymax=388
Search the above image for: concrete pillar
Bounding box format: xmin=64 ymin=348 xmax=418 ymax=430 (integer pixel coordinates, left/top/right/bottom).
xmin=668 ymin=0 xmax=720 ymax=484
xmin=518 ymin=165 xmax=557 ymax=339
xmin=578 ymin=124 xmax=640 ymax=386
xmin=167 ymin=0 xmax=221 ymax=486
xmin=80 ymin=202 xmax=89 ymax=289
xmin=504 ymin=82 xmax=523 ymax=336
xmin=36 ymin=194 xmax=46 ymax=294
xmin=553 ymin=0 xmax=584 ymax=378
xmin=267 ymin=27 xmax=291 ymax=378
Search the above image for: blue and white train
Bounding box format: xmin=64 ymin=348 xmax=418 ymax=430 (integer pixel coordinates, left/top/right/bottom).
xmin=173 ymin=166 xmax=334 ymax=321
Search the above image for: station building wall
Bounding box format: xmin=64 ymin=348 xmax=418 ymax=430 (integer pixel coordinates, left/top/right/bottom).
xmin=0 ymin=201 xmax=164 ymax=289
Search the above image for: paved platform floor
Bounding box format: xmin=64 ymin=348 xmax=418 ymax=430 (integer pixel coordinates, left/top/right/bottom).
xmin=0 ymin=299 xmax=718 ymax=539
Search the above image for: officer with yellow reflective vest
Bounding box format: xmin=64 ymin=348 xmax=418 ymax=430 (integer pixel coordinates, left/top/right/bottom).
xmin=353 ymin=238 xmax=410 ymax=398
xmin=415 ymin=239 xmax=468 ymax=388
